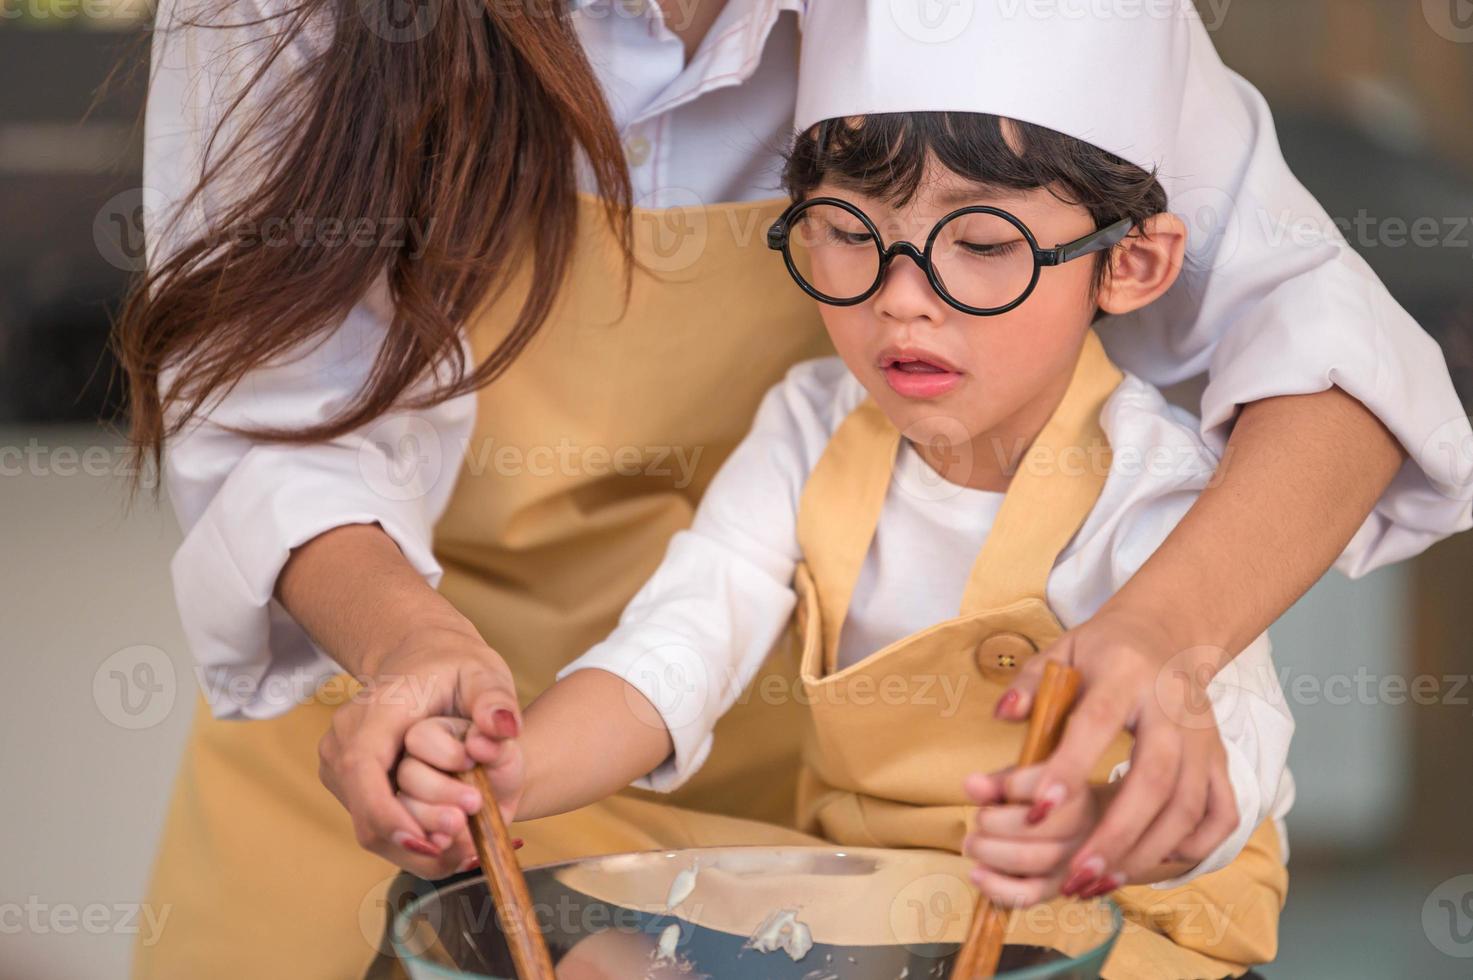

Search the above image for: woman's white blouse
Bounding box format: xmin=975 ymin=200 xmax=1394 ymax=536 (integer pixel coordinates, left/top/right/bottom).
xmin=564 ymin=357 xmax=1296 ymax=887
xmin=143 ymin=0 xmax=1472 ymax=720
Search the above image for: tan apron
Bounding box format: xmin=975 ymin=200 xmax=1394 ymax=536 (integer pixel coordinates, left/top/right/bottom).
xmin=790 ymin=332 xmax=1289 ymax=979
xmin=135 ymin=194 xmax=831 ymax=979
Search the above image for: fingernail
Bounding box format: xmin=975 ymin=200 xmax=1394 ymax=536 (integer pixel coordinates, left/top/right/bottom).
xmin=458 ymin=854 xmax=480 ymax=873
xmin=1026 ymin=783 xmax=1066 ymax=825
xmin=994 ymin=690 xmax=1020 ymax=719
xmin=491 ymin=709 xmax=520 ymax=739
xmin=1062 ymin=855 xmax=1105 ymax=895
xmin=512 ymin=837 xmax=525 ymax=850
xmin=1082 ymin=872 xmax=1126 ymax=898
xmin=1060 ymin=869 xmax=1097 ymax=898
xmin=392 ymin=831 xmax=440 ymax=857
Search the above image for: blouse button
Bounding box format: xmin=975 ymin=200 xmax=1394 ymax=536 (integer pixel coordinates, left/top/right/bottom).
xmin=975 ymin=632 xmax=1036 ymax=673
xmin=625 ymin=134 xmax=652 ymax=167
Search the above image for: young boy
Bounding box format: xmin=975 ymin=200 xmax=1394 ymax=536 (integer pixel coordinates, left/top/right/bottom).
xmin=393 ymin=8 xmax=1297 ymax=978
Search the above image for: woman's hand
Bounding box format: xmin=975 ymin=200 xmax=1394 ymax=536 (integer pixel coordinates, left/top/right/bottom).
xmin=994 ymin=604 xmax=1240 ymax=897
xmin=315 ymin=622 xmax=523 ymax=879
xmin=392 ymin=714 xmax=526 ymax=877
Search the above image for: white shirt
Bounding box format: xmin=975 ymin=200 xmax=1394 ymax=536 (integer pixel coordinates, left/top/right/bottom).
xmin=143 ymin=0 xmax=1472 ymax=719
xmin=564 ymin=357 xmax=1296 ymax=886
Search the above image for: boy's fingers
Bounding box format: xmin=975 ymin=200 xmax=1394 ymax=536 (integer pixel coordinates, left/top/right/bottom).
xmin=968 ymin=865 xmax=1065 ymax=909
xmin=962 ymin=771 xmax=1008 ymax=806
xmin=404 ymin=717 xmax=475 ymax=773
xmin=398 ymin=791 xmax=470 ymax=839
xmin=465 ymin=729 xmax=512 ymax=766
xmin=964 ymin=834 xmax=1077 ymax=877
xmin=396 ymin=757 xmax=485 ymax=813
xmin=1070 ymin=720 xmax=1182 ymax=879
xmin=973 ymin=796 xmax=1088 ymax=840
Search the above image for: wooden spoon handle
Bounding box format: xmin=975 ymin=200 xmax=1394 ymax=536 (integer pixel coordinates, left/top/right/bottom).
xmin=951 ymin=661 xmax=1082 ymax=979
xmin=462 ymin=767 xmax=556 ymax=979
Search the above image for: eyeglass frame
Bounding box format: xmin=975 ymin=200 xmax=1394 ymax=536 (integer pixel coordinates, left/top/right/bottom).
xmin=766 ymin=196 xmax=1138 ymax=317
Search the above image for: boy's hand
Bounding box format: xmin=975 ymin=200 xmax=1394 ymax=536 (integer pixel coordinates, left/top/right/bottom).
xmin=392 ymin=713 xmax=525 ymax=878
xmin=962 ymin=766 xmax=1104 ymax=908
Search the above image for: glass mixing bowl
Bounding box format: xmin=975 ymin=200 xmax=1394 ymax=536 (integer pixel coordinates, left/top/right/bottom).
xmin=390 ymin=846 xmax=1122 ymax=979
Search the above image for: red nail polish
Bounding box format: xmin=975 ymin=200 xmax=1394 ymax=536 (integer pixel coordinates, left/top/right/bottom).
xmin=994 ymin=690 xmax=1020 ymax=719
xmin=1082 ymin=873 xmax=1123 ymax=899
xmin=1061 ymin=869 xmax=1097 ymax=897
xmin=1026 ymin=798 xmax=1055 ymax=825
xmin=512 ymin=837 xmax=525 ymax=850
xmin=491 ymin=709 xmax=520 ymax=739
xmin=400 ymin=836 xmax=440 ymax=857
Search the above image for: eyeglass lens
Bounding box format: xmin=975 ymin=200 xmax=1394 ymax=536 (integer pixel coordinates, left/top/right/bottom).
xmin=787 ymin=203 xmax=1038 ymax=311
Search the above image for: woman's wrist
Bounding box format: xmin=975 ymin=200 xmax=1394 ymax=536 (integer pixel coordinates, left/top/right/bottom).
xmin=277 ymin=522 xmax=481 ymax=678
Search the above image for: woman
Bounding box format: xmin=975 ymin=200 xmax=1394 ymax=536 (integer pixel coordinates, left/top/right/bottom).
xmin=125 ymin=0 xmax=1470 ymax=976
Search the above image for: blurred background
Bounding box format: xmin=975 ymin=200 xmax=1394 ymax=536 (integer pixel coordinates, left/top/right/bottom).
xmin=3 ymin=0 xmax=1473 ymax=976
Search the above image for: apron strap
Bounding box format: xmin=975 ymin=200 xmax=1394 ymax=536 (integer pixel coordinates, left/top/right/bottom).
xmin=796 ymin=331 xmax=1123 ymax=671
xmin=958 ymin=331 xmax=1122 ymax=613
xmin=795 ymin=398 xmax=902 ymax=674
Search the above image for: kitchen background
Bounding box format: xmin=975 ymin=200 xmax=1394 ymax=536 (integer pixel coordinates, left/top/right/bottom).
xmin=3 ymin=0 xmax=1473 ymax=976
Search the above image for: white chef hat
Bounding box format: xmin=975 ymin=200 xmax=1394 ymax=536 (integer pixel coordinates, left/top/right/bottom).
xmin=792 ymin=0 xmax=1473 ymax=546
xmin=794 ymin=0 xmax=1205 ymax=180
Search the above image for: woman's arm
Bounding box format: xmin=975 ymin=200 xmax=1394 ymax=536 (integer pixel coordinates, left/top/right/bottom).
xmin=278 ymin=524 xmax=522 ymax=878
xmin=1004 ymin=386 xmax=1403 ymax=891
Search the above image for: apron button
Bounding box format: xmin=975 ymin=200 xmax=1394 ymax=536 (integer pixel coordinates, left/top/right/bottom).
xmin=975 ymin=631 xmax=1036 ymax=672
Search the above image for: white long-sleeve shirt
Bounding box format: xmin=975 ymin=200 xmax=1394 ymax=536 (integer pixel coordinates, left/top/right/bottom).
xmin=143 ymin=0 xmax=1472 ymax=719
xmin=563 ymin=357 xmax=1297 ymax=886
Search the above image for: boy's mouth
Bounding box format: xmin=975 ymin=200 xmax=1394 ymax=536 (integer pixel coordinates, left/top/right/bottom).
xmin=879 ymin=348 xmax=964 ymax=399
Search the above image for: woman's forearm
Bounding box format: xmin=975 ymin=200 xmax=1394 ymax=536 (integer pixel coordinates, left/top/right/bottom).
xmin=515 ymin=669 xmax=675 ymax=821
xmin=276 ymin=522 xmax=480 ymax=677
xmin=1106 ymin=386 xmax=1405 ymax=656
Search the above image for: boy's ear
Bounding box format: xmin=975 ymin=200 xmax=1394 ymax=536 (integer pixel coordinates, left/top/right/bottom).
xmin=1096 ymin=213 xmax=1187 ymax=316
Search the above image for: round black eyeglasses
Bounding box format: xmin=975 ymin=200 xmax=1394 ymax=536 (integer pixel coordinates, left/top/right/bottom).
xmin=766 ymin=197 xmax=1136 ymax=317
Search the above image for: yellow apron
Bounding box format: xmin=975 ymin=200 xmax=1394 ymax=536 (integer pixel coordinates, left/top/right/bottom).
xmin=134 ymin=194 xmax=831 ymax=979
xmin=790 ymin=332 xmax=1288 ymax=979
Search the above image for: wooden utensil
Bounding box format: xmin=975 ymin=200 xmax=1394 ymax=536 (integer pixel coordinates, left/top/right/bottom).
xmin=462 ymin=767 xmax=556 ymax=979
xmin=951 ymin=661 xmax=1083 ymax=979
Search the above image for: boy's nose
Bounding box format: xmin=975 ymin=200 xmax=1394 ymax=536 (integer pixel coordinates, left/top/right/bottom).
xmin=873 ymin=250 xmax=948 ymax=325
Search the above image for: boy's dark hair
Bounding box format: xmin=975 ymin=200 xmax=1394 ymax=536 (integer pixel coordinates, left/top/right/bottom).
xmin=782 ymin=112 xmax=1169 ymax=289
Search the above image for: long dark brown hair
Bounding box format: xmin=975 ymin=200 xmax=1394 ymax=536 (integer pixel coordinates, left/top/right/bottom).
xmin=116 ymin=0 xmax=632 ymax=472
